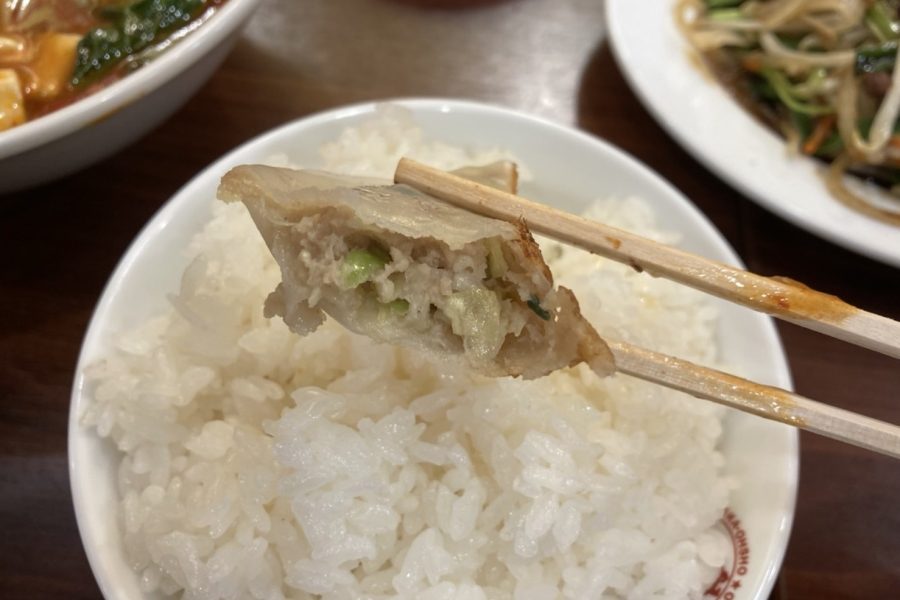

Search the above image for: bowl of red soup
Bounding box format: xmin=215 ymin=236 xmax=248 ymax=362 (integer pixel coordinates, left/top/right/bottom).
xmin=0 ymin=0 xmax=259 ymax=193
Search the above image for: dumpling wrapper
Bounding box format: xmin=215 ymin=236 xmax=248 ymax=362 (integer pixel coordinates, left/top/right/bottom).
xmin=218 ymin=163 xmax=614 ymax=379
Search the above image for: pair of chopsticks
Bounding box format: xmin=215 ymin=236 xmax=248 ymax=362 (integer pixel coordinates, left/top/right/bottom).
xmin=395 ymin=158 xmax=900 ymax=460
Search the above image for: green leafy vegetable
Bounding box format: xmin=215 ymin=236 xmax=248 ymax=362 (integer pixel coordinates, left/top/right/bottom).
xmin=72 ymin=0 xmax=205 ymax=86
xmin=526 ymin=295 xmax=551 ymax=321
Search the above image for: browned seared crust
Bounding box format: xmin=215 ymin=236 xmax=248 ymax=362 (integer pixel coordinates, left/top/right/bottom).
xmin=512 ymin=220 xmax=553 ymax=283
xmin=558 ymin=286 xmax=616 ymax=377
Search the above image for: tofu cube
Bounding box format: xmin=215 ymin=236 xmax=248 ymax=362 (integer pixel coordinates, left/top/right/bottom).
xmin=27 ymin=33 xmax=80 ymax=100
xmin=0 ymin=69 xmax=26 ymax=131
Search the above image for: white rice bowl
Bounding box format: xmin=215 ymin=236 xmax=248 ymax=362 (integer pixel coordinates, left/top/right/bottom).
xmin=72 ymin=104 xmax=794 ymax=600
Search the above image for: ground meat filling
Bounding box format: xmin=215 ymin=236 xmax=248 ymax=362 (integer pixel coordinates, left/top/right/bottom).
xmin=265 ymin=210 xmax=540 ymax=362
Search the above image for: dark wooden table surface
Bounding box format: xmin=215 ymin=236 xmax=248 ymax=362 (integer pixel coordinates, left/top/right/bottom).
xmin=1 ymin=0 xmax=897 ymax=598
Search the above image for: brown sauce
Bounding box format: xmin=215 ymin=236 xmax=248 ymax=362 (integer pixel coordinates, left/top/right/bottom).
xmin=748 ymin=274 xmax=857 ymax=322
xmin=730 ymin=379 xmax=805 ymax=427
xmin=700 ymin=49 xmax=783 ymax=132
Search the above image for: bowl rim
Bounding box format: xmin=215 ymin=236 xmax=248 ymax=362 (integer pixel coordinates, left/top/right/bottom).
xmin=0 ymin=0 xmax=260 ymax=161
xmin=69 ymin=97 xmax=799 ymax=599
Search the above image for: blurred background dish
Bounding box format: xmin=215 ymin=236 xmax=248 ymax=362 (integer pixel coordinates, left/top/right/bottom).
xmin=606 ymin=0 xmax=900 ymax=268
xmin=0 ymin=0 xmax=259 ymax=193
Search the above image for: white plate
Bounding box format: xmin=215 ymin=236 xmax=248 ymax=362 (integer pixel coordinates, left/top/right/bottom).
xmin=606 ymin=0 xmax=900 ymax=268
xmin=69 ymin=99 xmax=798 ymax=599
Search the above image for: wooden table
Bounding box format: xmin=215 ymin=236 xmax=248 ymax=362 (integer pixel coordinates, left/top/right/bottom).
xmin=1 ymin=1 xmax=897 ymax=597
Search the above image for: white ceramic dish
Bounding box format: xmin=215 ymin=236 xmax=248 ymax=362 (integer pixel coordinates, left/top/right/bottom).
xmin=69 ymin=99 xmax=798 ymax=599
xmin=0 ymin=0 xmax=260 ymax=194
xmin=606 ymin=0 xmax=900 ymax=268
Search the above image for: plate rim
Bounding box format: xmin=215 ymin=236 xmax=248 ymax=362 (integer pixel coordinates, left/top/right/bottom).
xmin=68 ymin=97 xmax=799 ymax=599
xmin=605 ymin=0 xmax=900 ymax=268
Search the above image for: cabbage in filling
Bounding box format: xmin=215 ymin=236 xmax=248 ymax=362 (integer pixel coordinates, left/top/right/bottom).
xmin=263 ymin=210 xmax=551 ymax=362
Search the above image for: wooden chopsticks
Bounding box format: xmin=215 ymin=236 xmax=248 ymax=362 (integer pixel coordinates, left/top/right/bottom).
xmin=611 ymin=342 xmax=900 ymax=458
xmin=396 ymin=158 xmax=900 ymax=360
xmin=395 ymin=158 xmax=900 ymax=459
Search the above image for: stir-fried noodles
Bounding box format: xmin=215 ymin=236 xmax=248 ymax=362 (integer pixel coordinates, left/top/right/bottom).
xmin=678 ymin=0 xmax=900 ymax=224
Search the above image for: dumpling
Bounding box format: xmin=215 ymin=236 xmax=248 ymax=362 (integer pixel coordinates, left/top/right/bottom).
xmin=217 ymin=163 xmax=614 ymax=379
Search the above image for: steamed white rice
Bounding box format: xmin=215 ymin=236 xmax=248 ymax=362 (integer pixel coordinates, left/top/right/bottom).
xmin=83 ymin=107 xmax=734 ymax=600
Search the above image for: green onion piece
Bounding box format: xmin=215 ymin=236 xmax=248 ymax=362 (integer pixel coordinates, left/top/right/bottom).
xmin=383 ymin=299 xmax=409 ymax=316
xmin=708 ymin=8 xmax=743 ymax=21
xmin=340 ymin=248 xmax=388 ymax=289
xmin=866 ymin=1 xmax=900 ymax=43
xmin=791 ymin=68 xmax=828 ymax=99
xmin=526 ymin=295 xmax=551 ymax=321
xmin=760 ymin=67 xmax=833 ymax=116
xmin=705 ymin=0 xmax=745 ymax=8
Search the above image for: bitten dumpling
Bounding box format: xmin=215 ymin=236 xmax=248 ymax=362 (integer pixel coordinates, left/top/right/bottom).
xmin=217 ymin=163 xmax=614 ymax=379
